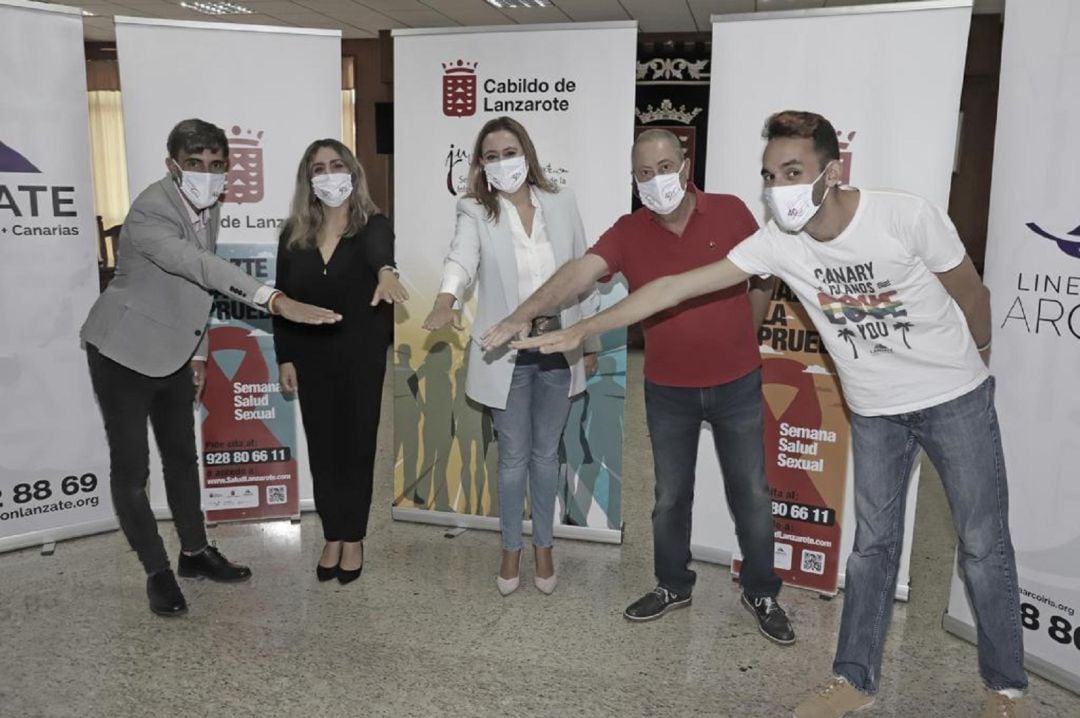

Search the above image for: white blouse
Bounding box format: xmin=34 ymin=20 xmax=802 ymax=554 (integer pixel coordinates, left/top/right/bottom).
xmin=439 ymin=187 xmax=557 ymax=306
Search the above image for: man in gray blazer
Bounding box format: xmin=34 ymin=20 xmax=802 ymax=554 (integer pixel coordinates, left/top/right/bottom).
xmin=81 ymin=119 xmax=340 ymax=617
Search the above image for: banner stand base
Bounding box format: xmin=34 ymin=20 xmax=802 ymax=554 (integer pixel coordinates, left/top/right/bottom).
xmin=691 ymin=542 xmax=910 ymax=601
xmin=0 ymin=518 xmax=118 ymax=556
xmin=158 ymin=506 xmax=304 ymax=525
xmin=391 ymin=506 xmax=623 ymax=545
xmin=943 ymin=613 xmax=1080 ymax=695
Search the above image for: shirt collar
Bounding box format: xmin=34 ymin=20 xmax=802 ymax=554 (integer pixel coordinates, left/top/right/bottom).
xmin=497 ymin=185 xmax=538 ymax=209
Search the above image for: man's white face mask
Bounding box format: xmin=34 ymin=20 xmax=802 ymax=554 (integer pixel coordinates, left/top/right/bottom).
xmin=636 ymin=160 xmax=686 ymax=216
xmin=171 ymin=159 xmax=226 ymax=210
xmin=763 ymin=164 xmax=833 ymax=233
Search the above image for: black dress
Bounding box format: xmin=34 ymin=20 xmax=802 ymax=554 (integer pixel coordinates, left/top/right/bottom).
xmin=272 ymin=214 xmax=394 ymax=541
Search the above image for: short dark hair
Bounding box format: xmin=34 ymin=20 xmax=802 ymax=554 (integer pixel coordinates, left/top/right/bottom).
xmin=166 ymin=119 xmax=228 ymax=160
xmin=763 ymin=111 xmax=840 ymax=169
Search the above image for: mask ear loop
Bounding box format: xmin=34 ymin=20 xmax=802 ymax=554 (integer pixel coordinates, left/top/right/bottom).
xmin=169 ymin=158 xmax=185 ymax=186
xmin=813 ymin=162 xmax=835 ymax=208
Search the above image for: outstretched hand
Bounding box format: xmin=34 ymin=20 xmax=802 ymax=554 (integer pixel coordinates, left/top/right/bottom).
xmin=275 ymin=295 xmax=342 ymax=325
xmin=371 ymin=272 xmax=409 ymax=306
xmin=422 ymin=304 xmax=463 ymax=332
xmin=481 ymin=318 xmax=530 ymax=352
xmin=510 ymin=326 xmax=584 ymax=355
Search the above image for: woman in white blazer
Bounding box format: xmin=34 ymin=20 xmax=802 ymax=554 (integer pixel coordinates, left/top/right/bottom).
xmin=423 ymin=116 xmax=600 ymax=597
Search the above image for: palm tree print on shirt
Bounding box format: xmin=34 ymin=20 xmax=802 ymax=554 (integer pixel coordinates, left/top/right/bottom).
xmin=894 ymin=321 xmax=914 ymax=349
xmin=838 ymin=328 xmax=858 ymax=359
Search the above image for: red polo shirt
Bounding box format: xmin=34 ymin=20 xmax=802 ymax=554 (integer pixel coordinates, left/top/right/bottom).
xmin=589 ymin=185 xmax=761 ymax=388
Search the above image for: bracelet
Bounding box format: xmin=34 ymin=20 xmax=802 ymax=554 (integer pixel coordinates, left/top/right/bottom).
xmin=976 ymin=339 xmax=992 ymax=352
xmin=266 ymin=291 xmax=282 ymax=315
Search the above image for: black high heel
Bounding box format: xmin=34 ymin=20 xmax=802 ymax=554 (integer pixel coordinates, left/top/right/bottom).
xmin=337 ymin=542 xmax=364 ymax=584
xmin=317 ymin=541 xmax=342 ymax=582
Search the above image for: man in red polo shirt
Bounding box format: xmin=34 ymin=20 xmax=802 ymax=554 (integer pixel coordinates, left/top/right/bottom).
xmin=482 ymin=129 xmax=793 ymax=644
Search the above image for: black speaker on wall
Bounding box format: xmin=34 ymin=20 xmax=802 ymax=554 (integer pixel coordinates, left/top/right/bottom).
xmin=375 ymin=102 xmax=393 ymax=155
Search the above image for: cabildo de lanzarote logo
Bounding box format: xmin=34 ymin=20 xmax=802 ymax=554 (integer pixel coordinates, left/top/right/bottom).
xmin=440 ymin=59 xmax=578 ymax=118
xmin=0 ymin=140 xmax=40 ymax=173
xmin=1027 ymin=221 xmax=1080 ymax=259
xmin=443 ymin=60 xmax=479 ymax=117
xmin=225 ymin=126 xmax=264 ymax=204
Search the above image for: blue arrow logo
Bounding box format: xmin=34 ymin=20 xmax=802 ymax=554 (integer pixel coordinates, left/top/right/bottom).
xmin=1026 ymin=222 xmax=1080 ymax=259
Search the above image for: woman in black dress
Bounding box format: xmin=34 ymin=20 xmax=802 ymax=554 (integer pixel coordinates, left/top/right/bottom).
xmin=273 ymin=139 xmax=407 ymax=584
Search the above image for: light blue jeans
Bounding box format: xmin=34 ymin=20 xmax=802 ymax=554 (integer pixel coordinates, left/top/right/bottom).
xmin=834 ymin=377 xmax=1027 ymax=694
xmin=490 ymin=358 xmax=572 ymax=551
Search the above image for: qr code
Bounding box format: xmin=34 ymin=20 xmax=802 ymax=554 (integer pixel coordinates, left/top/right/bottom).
xmin=266 ymin=485 xmax=287 ymax=505
xmin=802 ymin=550 xmax=826 ymax=575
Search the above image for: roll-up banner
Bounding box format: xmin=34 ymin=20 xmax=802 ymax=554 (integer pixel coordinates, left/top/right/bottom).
xmin=392 ymin=22 xmax=637 ymax=542
xmin=944 ymin=0 xmax=1080 ymax=694
xmin=698 ymin=0 xmax=972 ymax=596
xmin=0 ymin=0 xmax=113 ymax=552
xmin=115 ymin=17 xmax=341 ymax=522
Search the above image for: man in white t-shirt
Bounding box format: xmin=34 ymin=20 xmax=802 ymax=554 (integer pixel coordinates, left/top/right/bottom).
xmin=512 ymin=111 xmax=1028 ymax=718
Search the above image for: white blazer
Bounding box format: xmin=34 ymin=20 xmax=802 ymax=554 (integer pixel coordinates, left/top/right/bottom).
xmin=442 ymin=186 xmax=601 ymax=410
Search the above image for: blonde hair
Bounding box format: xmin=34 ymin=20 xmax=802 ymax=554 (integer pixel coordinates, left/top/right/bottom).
xmin=466 ymin=116 xmax=557 ymax=222
xmin=284 ymin=139 xmax=379 ymax=250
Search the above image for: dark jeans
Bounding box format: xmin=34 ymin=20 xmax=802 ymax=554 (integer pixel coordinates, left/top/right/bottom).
xmin=834 ymin=377 xmax=1027 ymax=694
xmin=86 ymin=344 xmax=208 ymax=575
xmin=295 ymin=354 xmax=386 ymax=542
xmin=644 ymin=368 xmax=781 ymax=598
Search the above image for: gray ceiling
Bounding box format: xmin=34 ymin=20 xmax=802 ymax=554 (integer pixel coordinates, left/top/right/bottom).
xmin=76 ymin=0 xmax=1005 ymax=41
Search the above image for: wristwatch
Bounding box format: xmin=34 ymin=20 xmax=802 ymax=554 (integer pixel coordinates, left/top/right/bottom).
xmin=379 ymin=265 xmax=400 ymax=278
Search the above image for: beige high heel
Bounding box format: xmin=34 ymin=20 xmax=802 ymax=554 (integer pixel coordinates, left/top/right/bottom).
xmin=495 ymin=550 xmax=521 ymax=596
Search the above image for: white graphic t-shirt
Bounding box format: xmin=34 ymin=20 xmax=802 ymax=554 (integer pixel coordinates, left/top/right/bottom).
xmin=727 ymin=189 xmax=989 ymax=416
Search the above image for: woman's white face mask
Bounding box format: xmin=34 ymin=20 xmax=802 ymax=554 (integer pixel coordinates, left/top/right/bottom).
xmin=311 ymin=172 xmax=354 ymax=208
xmin=484 ymin=155 xmax=528 ymax=194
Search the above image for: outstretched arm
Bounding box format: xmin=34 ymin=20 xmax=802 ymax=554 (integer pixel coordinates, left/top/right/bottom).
xmin=512 ymin=258 xmax=751 ymax=353
xmin=481 ymin=253 xmax=609 ymax=350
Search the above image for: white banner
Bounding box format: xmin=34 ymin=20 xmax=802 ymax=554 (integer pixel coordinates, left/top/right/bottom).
xmin=944 ymin=0 xmax=1080 ymax=693
xmin=0 ymin=0 xmax=114 ymax=552
xmin=115 ymin=17 xmax=341 ymax=519
xmin=696 ymin=0 xmax=972 ymax=598
xmin=391 ymin=22 xmax=636 ymax=541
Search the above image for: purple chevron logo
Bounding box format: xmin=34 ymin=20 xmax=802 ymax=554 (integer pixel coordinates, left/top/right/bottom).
xmin=1026 ymin=222 xmax=1080 ymax=259
xmin=0 ymin=140 xmax=40 ymax=173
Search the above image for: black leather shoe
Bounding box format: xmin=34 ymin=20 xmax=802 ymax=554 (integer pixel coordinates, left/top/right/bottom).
xmin=177 ymin=546 xmax=252 ymax=583
xmin=741 ymin=593 xmax=796 ymax=645
xmin=147 ymin=569 xmax=187 ymax=617
xmin=623 ymin=586 xmax=692 ymax=622
xmin=316 ymin=563 xmax=338 ymax=582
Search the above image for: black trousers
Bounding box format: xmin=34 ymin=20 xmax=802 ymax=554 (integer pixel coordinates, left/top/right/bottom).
xmin=295 ymin=355 xmax=386 ymax=542
xmin=86 ymin=344 xmax=208 ymax=575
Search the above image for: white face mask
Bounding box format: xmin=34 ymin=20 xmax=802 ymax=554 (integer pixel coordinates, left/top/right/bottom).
xmin=311 ymin=172 xmax=354 ymax=208
xmin=484 ymin=155 xmax=528 ymax=194
xmin=636 ymin=162 xmax=686 ymax=216
xmin=764 ymin=165 xmax=832 ymax=233
xmin=172 ymin=160 xmax=226 ymax=210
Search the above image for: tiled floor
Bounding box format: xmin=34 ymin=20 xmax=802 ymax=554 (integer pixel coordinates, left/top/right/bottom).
xmin=1 ymin=351 xmax=1077 ymax=717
